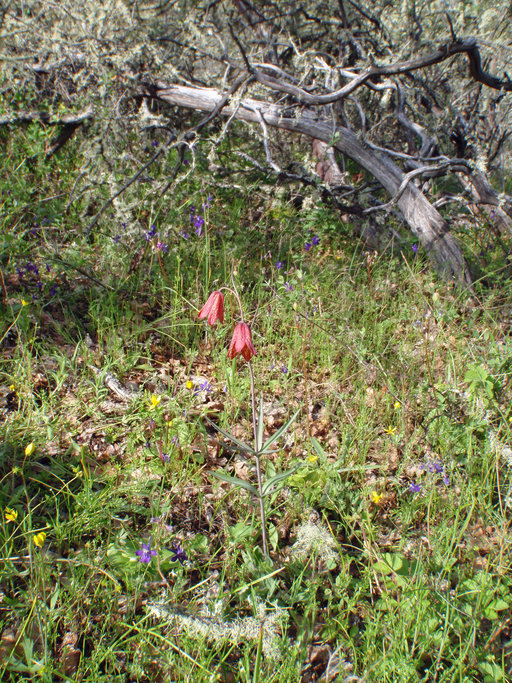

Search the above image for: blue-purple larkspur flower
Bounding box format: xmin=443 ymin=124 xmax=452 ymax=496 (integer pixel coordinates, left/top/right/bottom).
xmin=412 ymin=243 xmax=418 ymax=254
xmin=276 ymin=261 xmax=283 ymax=269
xmin=305 ymin=242 xmax=312 ymax=252
xmin=171 ymin=435 xmax=180 ymax=447
xmin=113 ymin=234 xmax=120 ymax=244
xmin=156 ymin=241 xmax=168 ymax=253
xmin=311 ymin=235 xmax=320 ymax=246
xmin=171 ymin=540 xmax=187 ymax=565
xmin=145 ymin=224 xmax=157 ymax=241
xmin=135 ymin=539 xmax=157 ymax=563
xmin=284 ymin=282 xmax=293 ymax=292
xmin=281 ymin=364 xmax=288 ymax=374
xmin=408 ymin=482 xmax=421 ymax=493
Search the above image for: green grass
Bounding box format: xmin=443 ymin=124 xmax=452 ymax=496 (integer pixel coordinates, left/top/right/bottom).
xmin=1 ymin=117 xmax=512 ymax=682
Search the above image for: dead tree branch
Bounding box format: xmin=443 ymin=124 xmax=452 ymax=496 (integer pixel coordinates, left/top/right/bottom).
xmin=145 ymin=82 xmax=471 ymax=284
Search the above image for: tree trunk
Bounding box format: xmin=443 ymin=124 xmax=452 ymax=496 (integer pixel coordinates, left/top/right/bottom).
xmin=147 ymin=82 xmax=472 ymax=285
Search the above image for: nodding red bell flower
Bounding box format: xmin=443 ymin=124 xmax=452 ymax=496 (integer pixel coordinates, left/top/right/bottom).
xmin=198 ymin=291 xmax=224 ymax=326
xmin=227 ymin=322 xmax=257 ymax=361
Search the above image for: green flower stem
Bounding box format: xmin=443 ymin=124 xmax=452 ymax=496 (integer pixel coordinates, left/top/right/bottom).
xmin=248 ymin=360 xmax=268 ymax=559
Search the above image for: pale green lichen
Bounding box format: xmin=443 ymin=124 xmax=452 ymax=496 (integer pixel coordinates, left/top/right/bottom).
xmin=148 ymin=600 xmax=287 ymax=661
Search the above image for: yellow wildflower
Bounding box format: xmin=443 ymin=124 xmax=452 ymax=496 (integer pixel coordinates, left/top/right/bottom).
xmin=21 ymin=299 xmax=29 ymax=306
xmin=33 ymin=532 xmax=46 ymax=548
xmin=25 ymin=443 xmax=35 ymax=456
xmin=308 ymin=455 xmax=318 ymax=464
xmin=371 ymin=491 xmax=383 ymax=505
xmin=149 ymin=395 xmax=161 ymax=410
xmin=5 ymin=508 xmax=18 ymax=523
xmin=383 ymin=426 xmax=397 ymax=435
xmin=9 ymin=384 xmax=15 ymax=392
xmin=394 ymin=401 xmax=401 ymax=409
xmin=186 ymin=380 xmax=193 ymax=390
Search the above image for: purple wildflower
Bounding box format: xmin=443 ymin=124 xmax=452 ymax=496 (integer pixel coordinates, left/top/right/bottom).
xmin=135 ymin=539 xmax=157 ymax=563
xmin=284 ymin=282 xmax=293 ymax=292
xmin=152 ymin=140 xmax=159 ymax=147
xmin=113 ymin=234 xmax=120 ymax=244
xmin=311 ymin=235 xmax=320 ymax=246
xmin=408 ymin=482 xmax=421 ymax=493
xmin=156 ymin=241 xmax=168 ymax=253
xmin=171 ymin=541 xmax=187 ymax=565
xmin=145 ymin=224 xmax=157 ymax=241
xmin=412 ymin=243 xmax=418 ymax=254
xmin=160 ymin=452 xmax=170 ymax=463
xmin=276 ymin=261 xmax=283 ymax=269
xmin=194 ymin=215 xmax=204 ymax=234
xmin=281 ymin=364 xmax=288 ymax=374
xmin=305 ymin=242 xmax=312 ymax=252
xmin=171 ymin=435 xmax=180 ymax=447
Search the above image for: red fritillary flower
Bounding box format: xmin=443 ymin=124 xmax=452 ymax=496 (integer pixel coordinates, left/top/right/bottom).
xmin=198 ymin=291 xmax=224 ymax=325
xmin=227 ymin=323 xmax=257 ymax=361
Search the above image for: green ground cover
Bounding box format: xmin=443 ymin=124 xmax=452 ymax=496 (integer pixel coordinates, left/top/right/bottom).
xmin=1 ymin=118 xmax=512 ymax=682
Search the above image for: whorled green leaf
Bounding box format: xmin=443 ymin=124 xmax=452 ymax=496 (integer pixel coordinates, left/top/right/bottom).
xmin=261 ymin=465 xmax=299 ymax=496
xmin=256 ymin=395 xmax=265 ymax=452
xmin=205 ymin=417 xmax=256 ymax=456
xmin=210 ymin=470 xmax=259 ymax=496
xmin=260 ymin=408 xmax=300 ymax=453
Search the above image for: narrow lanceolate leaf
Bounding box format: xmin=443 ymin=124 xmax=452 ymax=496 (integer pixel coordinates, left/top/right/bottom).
xmin=260 ymin=409 xmax=301 ymax=453
xmin=205 ymin=417 xmax=256 ymax=456
xmin=310 ymin=436 xmax=327 ymax=458
xmin=256 ymin=396 xmax=265 ymax=452
xmin=261 ymin=465 xmax=299 ymax=497
xmin=211 ymin=471 xmax=259 ymax=496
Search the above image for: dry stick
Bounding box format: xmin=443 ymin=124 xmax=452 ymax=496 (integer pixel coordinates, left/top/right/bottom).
xmin=85 ymin=144 xmax=168 ymax=236
xmin=249 ymin=37 xmax=512 ymax=107
xmin=86 ymin=74 xmax=250 ymax=237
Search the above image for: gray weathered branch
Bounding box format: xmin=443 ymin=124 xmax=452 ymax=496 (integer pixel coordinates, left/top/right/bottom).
xmin=145 ymin=81 xmax=471 ymax=284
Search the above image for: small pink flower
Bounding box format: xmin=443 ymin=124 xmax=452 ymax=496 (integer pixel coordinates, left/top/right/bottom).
xmin=227 ymin=323 xmax=257 ymax=361
xmin=198 ymin=291 xmax=224 ymax=325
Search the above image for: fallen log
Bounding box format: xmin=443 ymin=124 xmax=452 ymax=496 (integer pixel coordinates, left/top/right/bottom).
xmin=145 ymin=82 xmax=471 ymax=285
